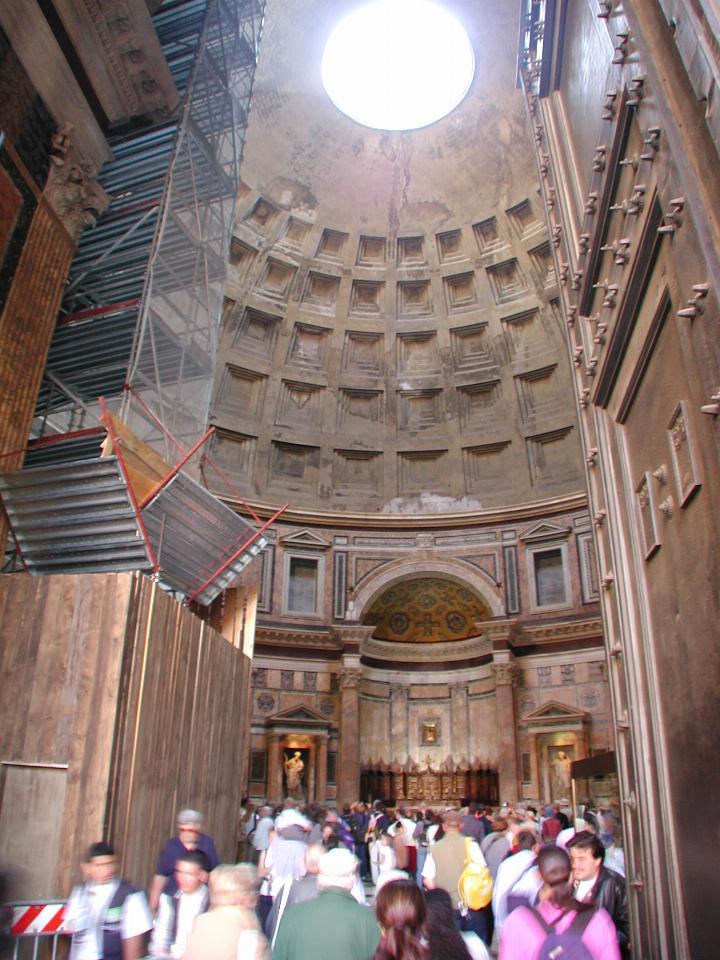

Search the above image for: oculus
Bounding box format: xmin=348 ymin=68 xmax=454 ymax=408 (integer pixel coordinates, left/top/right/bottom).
xmin=321 ymin=0 xmax=475 ymax=131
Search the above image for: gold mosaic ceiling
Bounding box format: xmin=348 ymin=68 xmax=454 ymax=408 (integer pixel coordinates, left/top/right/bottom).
xmin=363 ymin=577 xmax=491 ymax=643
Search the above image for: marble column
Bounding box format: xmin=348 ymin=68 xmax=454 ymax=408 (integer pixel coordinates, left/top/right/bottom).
xmin=390 ymin=684 xmax=409 ymax=764
xmin=528 ymin=732 xmax=541 ymax=801
xmin=492 ymin=658 xmax=520 ymax=803
xmin=315 ymin=735 xmax=328 ymax=803
xmin=450 ymin=682 xmax=469 ymax=764
xmin=266 ymin=733 xmax=283 ymax=802
xmin=337 ymin=665 xmax=363 ymax=805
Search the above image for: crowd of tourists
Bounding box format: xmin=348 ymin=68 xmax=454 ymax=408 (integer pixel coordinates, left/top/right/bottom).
xmin=59 ymin=798 xmax=629 ymax=960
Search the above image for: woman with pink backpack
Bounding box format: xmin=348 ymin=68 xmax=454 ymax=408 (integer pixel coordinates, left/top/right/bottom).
xmin=499 ymin=846 xmax=619 ymax=960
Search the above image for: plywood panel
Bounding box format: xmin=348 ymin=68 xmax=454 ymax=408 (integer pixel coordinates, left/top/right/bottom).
xmin=0 ymin=764 xmax=67 ymax=898
xmin=0 ymin=572 xmax=134 ymax=894
xmin=0 ymin=571 xmax=252 ymax=897
xmin=108 ymin=577 xmax=251 ymax=888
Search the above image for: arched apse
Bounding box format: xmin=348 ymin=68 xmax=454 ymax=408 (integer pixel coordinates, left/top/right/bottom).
xmin=349 ymin=556 xmax=505 ymax=626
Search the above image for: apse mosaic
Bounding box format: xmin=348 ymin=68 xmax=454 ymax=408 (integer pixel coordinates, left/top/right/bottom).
xmin=362 ymin=577 xmax=491 ymax=643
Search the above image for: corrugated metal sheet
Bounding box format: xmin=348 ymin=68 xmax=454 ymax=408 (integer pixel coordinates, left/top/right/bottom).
xmin=0 ymin=457 xmax=153 ymax=574
xmin=142 ymin=470 xmax=267 ymax=606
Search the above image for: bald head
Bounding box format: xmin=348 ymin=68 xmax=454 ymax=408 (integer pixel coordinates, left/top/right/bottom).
xmin=305 ymin=844 xmax=324 ymax=874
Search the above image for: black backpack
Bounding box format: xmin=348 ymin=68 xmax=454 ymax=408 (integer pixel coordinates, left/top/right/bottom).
xmin=528 ymin=907 xmax=596 ymax=960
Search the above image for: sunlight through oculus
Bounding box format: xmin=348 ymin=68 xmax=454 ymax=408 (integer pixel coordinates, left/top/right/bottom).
xmin=321 ymin=0 xmax=475 ymax=131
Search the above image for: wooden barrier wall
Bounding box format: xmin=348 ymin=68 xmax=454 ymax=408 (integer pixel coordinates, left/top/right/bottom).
xmin=0 ymin=572 xmax=252 ymax=898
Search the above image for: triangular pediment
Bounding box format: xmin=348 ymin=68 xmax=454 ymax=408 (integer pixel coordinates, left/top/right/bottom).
xmin=266 ymin=704 xmax=329 ymax=724
xmin=522 ymin=699 xmax=588 ymax=723
xmin=279 ymin=529 xmax=331 ymax=549
xmin=520 ymin=521 xmax=571 ymax=543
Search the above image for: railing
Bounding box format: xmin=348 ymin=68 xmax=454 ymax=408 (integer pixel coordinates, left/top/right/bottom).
xmin=6 ymin=901 xmax=66 ymax=960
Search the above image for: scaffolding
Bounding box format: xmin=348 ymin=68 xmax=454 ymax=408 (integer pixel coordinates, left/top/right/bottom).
xmin=35 ymin=0 xmax=265 ymax=463
xmin=0 ymin=0 xmax=282 ymax=605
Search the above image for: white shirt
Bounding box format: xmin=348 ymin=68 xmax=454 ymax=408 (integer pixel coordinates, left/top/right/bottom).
xmin=149 ymin=886 xmax=208 ymax=958
xmin=64 ymin=880 xmax=152 ymax=960
xmin=575 ymin=877 xmax=597 ymax=902
xmin=492 ymin=849 xmax=541 ymax=936
xmin=378 ymin=844 xmax=397 ymax=874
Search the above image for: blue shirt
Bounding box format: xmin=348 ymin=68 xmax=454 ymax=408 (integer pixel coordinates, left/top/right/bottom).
xmin=155 ymin=835 xmax=220 ymax=896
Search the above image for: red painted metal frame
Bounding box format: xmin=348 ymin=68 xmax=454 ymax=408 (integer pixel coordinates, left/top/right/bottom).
xmin=99 ymin=396 xmax=159 ymax=572
xmin=186 ymin=502 xmax=288 ymax=606
xmin=138 ymin=425 xmax=215 ymax=510
xmin=59 ymin=299 xmax=141 ymax=325
xmin=0 ymin=497 xmax=29 ymax=573
xmin=125 ymin=383 xmax=264 ymax=526
xmin=199 ymin=454 xmax=262 ymax=525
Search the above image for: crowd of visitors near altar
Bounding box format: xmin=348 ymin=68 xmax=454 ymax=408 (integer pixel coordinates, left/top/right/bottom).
xmin=57 ymin=797 xmax=629 ymax=960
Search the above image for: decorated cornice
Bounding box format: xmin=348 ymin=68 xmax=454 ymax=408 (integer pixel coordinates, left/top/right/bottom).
xmin=220 ymin=491 xmax=588 ymax=530
xmin=255 ymin=624 xmax=341 ymax=650
xmin=362 ymin=633 xmax=493 ymax=664
xmin=513 ymin=617 xmax=604 ymax=647
xmin=55 ymin=0 xmax=179 ymax=122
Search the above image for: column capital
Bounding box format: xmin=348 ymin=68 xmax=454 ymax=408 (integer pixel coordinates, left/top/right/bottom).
xmin=390 ymin=683 xmax=408 ymax=701
xmin=492 ymin=662 xmax=519 ymax=687
xmin=339 ymin=667 xmax=363 ymax=690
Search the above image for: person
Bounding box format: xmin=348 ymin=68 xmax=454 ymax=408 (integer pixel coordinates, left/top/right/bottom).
xmin=413 ymin=810 xmax=433 ymax=886
xmin=148 ymin=809 xmax=219 ymax=912
xmin=284 ymin=752 xmax=305 ymax=800
xmin=391 ymin=822 xmax=409 ymax=870
xmin=390 ymin=809 xmax=418 ymax=876
xmin=63 ymin=841 xmax=153 ymax=960
xmin=480 ymin=816 xmax=509 ymax=881
xmin=373 ymin=877 xmax=427 ymax=960
xmin=491 ymin=829 xmax=541 ymax=939
xmin=271 ymin=848 xmax=380 ymax=960
xmin=378 ymin=833 xmax=398 ymax=882
xmin=461 ymin=803 xmax=486 ymax=842
xmin=265 ymin=844 xmax=324 ymax=945
xmin=498 ymin=846 xmax=620 ymax=960
xmin=424 ymin=888 xmax=490 ymax=960
xmin=253 ymin=806 xmax=276 ymax=864
xmin=263 ymin=810 xmax=308 ymax=899
xmin=349 ymin=802 xmax=371 ymax=880
xmin=568 ymin=830 xmax=630 ymax=957
xmin=540 ymin=804 xmax=562 ymax=843
xmin=182 ymin=863 xmax=268 ymax=960
xmin=148 ymin=850 xmax=209 ymax=958
xmin=421 ymin=809 xmax=490 ymax=945
xmin=238 ymin=799 xmax=258 ymax=862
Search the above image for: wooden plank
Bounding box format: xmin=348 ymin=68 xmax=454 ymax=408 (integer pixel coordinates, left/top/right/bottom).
xmin=100 ymin=410 xmax=173 ymax=504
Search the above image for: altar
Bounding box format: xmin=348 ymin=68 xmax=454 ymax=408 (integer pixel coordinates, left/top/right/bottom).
xmin=360 ymin=762 xmax=498 ymax=807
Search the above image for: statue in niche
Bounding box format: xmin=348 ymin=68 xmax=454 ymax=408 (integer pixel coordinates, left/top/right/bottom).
xmin=550 ymin=748 xmax=572 ymax=799
xmin=284 ymin=750 xmax=305 ymax=800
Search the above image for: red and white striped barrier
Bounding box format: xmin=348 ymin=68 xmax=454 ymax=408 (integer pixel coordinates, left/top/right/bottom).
xmin=11 ymin=903 xmax=66 ymax=936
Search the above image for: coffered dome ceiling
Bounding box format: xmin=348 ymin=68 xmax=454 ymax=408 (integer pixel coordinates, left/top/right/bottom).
xmin=209 ymin=0 xmax=584 ymax=515
xmin=362 ymin=577 xmax=491 ymax=644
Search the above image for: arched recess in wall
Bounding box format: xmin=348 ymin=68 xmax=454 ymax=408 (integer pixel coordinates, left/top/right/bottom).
xmin=349 ymin=556 xmax=505 ymax=625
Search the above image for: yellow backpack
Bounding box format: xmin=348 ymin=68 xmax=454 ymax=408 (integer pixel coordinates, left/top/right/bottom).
xmin=457 ymin=837 xmax=493 ymax=910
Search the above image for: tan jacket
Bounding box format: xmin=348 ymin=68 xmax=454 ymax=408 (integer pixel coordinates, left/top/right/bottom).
xmin=181 ymin=905 xmax=268 ymax=960
xmin=428 ymin=830 xmax=467 ymax=908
